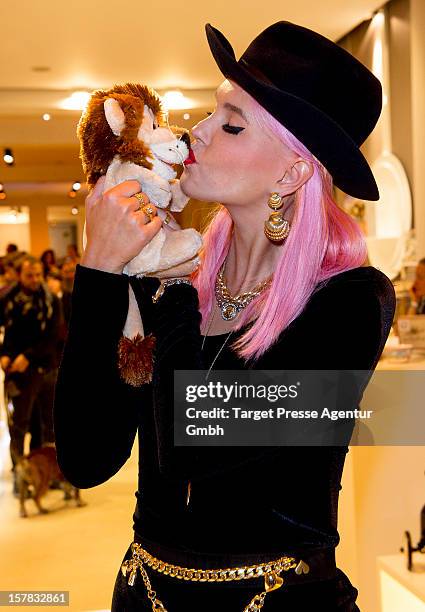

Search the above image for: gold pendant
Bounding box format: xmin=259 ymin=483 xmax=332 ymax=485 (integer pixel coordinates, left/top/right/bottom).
xmin=295 ymin=559 xmax=310 ymax=575
xmin=128 ymin=568 xmax=137 ymax=586
xmin=264 ymin=571 xmax=284 ymax=592
xmin=221 ymin=301 xmax=238 ymax=320
xmin=121 ymin=560 xmax=130 ymax=577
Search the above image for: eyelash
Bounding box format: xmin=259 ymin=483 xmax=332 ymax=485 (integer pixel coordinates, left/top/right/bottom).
xmin=205 ymin=112 xmax=245 ymax=134
xmin=222 ymin=124 xmax=244 ymax=134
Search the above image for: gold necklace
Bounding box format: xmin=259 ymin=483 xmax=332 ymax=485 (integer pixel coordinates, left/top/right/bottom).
xmin=201 ymin=306 xmax=234 ymax=381
xmin=215 ymin=262 xmax=273 ymax=320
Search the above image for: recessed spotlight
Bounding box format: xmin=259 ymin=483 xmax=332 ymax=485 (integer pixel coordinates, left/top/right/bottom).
xmin=3 ymin=148 xmax=14 ymax=165
xmin=68 ymin=190 xmax=77 ymax=199
xmin=0 ymin=191 xmax=6 ymax=201
xmin=71 ymin=206 xmax=79 ymax=215
xmin=43 ymin=113 xmax=51 ymax=121
xmin=72 ymin=181 xmax=81 ymax=191
xmin=183 ymin=113 xmax=190 ymax=120
xmin=0 ymin=183 xmax=3 ymax=191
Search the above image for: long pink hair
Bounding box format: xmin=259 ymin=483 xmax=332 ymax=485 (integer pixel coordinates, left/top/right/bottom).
xmin=191 ymin=88 xmax=367 ymax=363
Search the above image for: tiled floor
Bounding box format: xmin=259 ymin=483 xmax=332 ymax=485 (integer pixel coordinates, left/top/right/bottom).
xmin=0 ymin=372 xmax=138 ymax=612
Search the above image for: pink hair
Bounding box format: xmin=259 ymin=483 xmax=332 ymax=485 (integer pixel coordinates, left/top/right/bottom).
xmin=191 ymin=89 xmax=367 ymax=363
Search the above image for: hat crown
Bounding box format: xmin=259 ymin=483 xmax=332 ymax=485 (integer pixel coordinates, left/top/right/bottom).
xmin=240 ymin=21 xmax=382 ymax=147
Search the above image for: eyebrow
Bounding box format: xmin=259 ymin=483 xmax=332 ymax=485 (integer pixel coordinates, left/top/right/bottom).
xmin=224 ymin=103 xmax=249 ymax=122
xmin=214 ymin=92 xmax=249 ymax=122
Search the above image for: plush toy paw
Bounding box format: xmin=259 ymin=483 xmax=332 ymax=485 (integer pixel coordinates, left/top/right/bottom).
xmin=169 ymin=179 xmax=190 ymax=212
xmin=155 ymin=228 xmax=203 ymax=272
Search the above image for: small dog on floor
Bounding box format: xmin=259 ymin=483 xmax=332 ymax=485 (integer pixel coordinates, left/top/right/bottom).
xmin=14 ymin=444 xmax=86 ymax=518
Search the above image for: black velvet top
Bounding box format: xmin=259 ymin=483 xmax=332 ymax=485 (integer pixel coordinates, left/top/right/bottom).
xmin=53 ymin=264 xmax=395 ymax=562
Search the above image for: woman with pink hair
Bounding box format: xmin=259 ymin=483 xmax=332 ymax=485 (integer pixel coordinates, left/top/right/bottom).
xmin=54 ymin=21 xmax=395 ymax=612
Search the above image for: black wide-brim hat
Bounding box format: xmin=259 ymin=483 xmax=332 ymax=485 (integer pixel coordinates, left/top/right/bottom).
xmin=205 ymin=22 xmax=382 ymax=201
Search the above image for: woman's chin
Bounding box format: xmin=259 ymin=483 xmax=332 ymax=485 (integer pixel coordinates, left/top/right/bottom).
xmin=180 ymin=172 xmax=201 ymax=199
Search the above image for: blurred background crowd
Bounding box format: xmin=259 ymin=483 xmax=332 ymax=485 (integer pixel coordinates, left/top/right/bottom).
xmin=0 ymin=242 xmax=78 ymax=494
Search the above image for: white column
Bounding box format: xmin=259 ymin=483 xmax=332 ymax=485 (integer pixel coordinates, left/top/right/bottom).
xmin=410 ymin=0 xmax=425 ymax=259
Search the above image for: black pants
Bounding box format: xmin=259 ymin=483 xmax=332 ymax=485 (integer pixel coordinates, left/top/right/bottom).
xmin=6 ymin=368 xmax=57 ymax=467
xmin=111 ymin=543 xmax=360 ymax=611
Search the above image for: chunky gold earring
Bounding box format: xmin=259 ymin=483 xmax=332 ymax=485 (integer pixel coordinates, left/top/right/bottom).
xmin=264 ymin=192 xmax=291 ymax=242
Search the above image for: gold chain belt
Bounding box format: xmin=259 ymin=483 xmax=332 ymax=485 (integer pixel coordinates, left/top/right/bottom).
xmin=121 ymin=542 xmax=310 ymax=611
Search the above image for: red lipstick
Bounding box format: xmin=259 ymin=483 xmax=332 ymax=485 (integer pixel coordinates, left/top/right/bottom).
xmin=184 ymin=148 xmax=197 ymax=165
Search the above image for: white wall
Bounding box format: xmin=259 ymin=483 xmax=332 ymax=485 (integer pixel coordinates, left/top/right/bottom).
xmin=0 ymin=223 xmax=30 ymax=255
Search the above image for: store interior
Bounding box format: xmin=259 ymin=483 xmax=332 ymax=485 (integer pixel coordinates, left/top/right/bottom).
xmin=1 ymin=1 xmax=425 ymax=610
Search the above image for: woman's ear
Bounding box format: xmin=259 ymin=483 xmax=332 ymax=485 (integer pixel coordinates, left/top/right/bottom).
xmin=277 ymin=159 xmax=313 ymax=195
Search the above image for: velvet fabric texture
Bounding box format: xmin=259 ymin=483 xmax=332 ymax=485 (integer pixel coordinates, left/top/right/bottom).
xmin=54 ymin=264 xmax=395 ymax=611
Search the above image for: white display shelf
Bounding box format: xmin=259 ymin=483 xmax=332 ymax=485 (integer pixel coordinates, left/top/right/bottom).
xmin=378 ymin=554 xmax=425 ymax=612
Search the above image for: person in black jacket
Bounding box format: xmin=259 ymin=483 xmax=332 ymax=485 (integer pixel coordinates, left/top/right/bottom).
xmin=0 ymin=256 xmax=63 ymax=488
xmin=54 ymin=22 xmax=396 ymax=612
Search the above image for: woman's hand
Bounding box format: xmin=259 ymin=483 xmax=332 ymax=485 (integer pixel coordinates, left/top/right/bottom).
xmin=81 ymin=177 xmax=163 ymax=274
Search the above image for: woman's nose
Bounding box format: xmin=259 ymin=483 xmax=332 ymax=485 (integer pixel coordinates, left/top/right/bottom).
xmin=191 ymin=123 xmax=208 ymax=147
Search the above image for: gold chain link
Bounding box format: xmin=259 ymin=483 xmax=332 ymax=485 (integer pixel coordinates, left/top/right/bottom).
xmin=121 ymin=543 xmax=309 ymax=612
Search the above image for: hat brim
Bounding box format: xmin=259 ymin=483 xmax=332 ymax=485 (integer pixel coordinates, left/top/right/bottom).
xmin=205 ymin=23 xmax=379 ymax=201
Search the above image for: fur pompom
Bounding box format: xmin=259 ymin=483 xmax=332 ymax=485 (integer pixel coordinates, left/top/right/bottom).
xmin=117 ymin=333 xmax=156 ymax=387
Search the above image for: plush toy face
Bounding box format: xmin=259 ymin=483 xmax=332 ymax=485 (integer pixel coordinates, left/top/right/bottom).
xmin=104 ymin=99 xmax=189 ymax=179
xmin=77 ymin=82 xmax=190 ymax=187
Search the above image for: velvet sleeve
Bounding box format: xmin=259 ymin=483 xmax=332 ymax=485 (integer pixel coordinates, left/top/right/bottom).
xmin=293 ymin=269 xmax=396 ymax=371
xmin=53 ymin=265 xmax=146 ymax=489
xmin=150 ymin=282 xmax=206 ymax=480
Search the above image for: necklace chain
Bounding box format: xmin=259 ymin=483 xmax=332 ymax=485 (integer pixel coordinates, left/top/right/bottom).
xmin=215 ymin=263 xmax=273 ymax=321
xmin=201 ymin=261 xmax=273 ymax=380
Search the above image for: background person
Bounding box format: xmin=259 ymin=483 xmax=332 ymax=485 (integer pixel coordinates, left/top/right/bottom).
xmin=0 ymin=256 xmax=63 ymax=494
xmin=40 ymin=248 xmax=60 ymax=279
xmin=408 ymin=257 xmax=425 ymax=314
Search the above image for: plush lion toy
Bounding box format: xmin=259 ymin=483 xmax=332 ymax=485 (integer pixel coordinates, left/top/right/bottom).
xmin=78 ymin=83 xmax=202 ymax=386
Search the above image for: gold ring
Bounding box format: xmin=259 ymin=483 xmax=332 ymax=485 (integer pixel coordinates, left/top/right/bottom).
xmin=141 ymin=204 xmax=155 ymax=222
xmin=133 ymin=192 xmax=148 ymax=211
xmin=163 ymin=212 xmax=172 ymax=225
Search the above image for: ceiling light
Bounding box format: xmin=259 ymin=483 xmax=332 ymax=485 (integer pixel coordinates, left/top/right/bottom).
xmin=0 ymin=206 xmax=29 ymax=224
xmin=183 ymin=113 xmax=190 ymax=120
xmin=43 ymin=113 xmax=51 ymax=121
xmin=372 ymin=11 xmax=385 ymax=27
xmin=162 ymin=90 xmax=194 ymax=111
xmin=60 ymin=91 xmax=91 ymax=111
xmin=68 ymin=190 xmax=77 ymax=199
xmin=3 ymin=148 xmax=14 ymax=165
xmin=72 ymin=181 xmax=81 ymax=191
xmin=71 ymin=206 xmax=79 ymax=215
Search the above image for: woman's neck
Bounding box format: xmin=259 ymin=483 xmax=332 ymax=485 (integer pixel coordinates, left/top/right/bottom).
xmin=223 ymin=228 xmax=277 ymax=295
xmin=223 ymin=196 xmax=295 ymax=295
